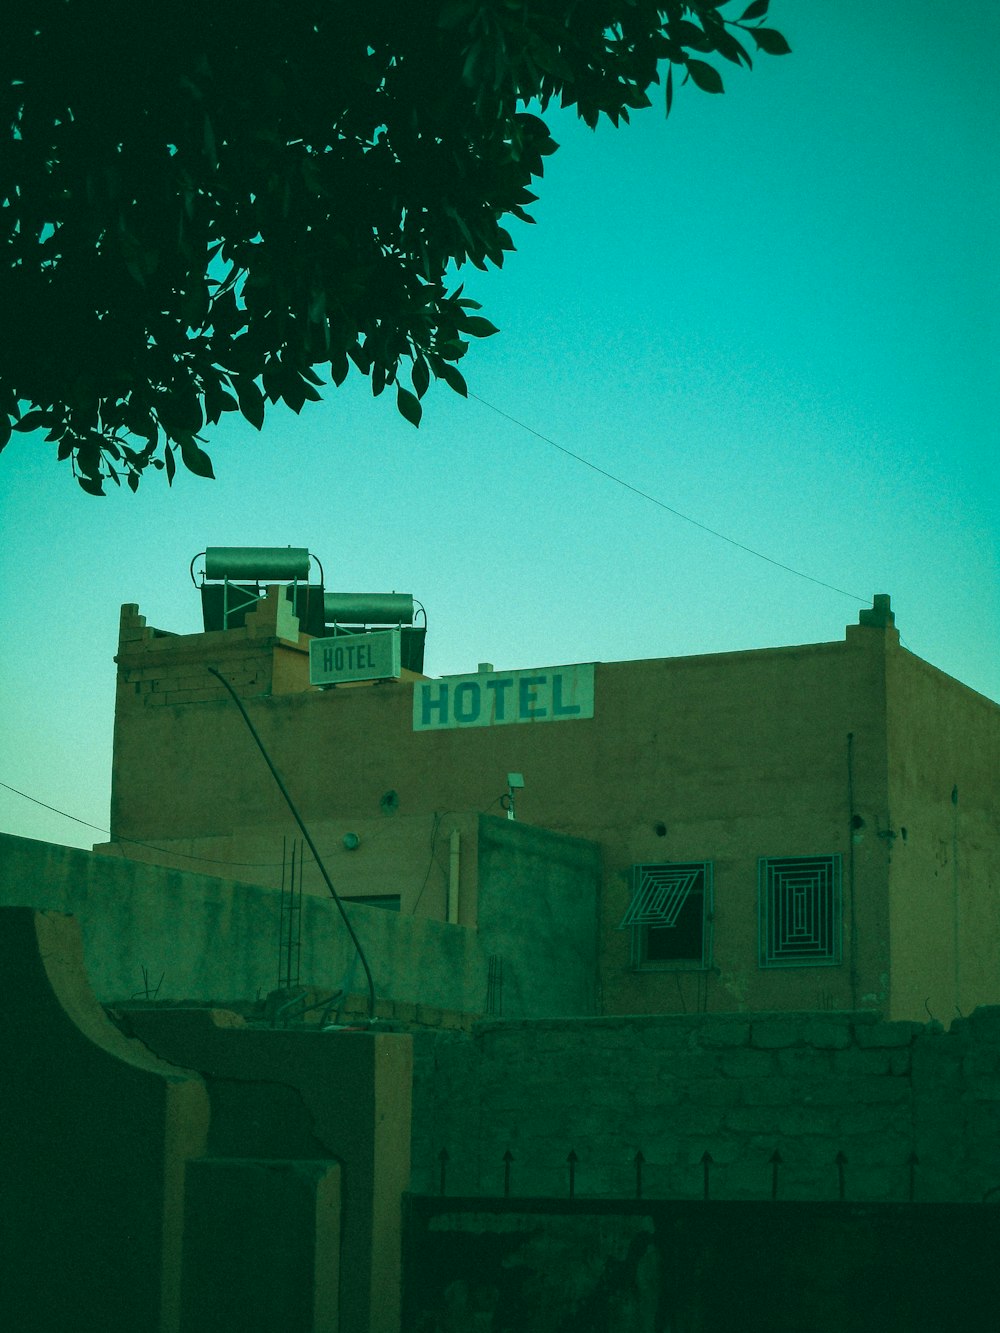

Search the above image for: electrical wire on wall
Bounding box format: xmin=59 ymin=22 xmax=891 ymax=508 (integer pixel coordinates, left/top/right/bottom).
xmin=2 ymin=778 xmax=424 ymax=874
xmin=409 ymin=791 xmax=514 ymax=915
xmin=207 ymin=666 xmax=376 ymax=1021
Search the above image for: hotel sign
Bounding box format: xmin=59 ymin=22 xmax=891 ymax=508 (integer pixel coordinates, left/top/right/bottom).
xmin=414 ymin=663 xmax=594 ymax=732
xmin=310 ymin=630 xmax=401 ymax=685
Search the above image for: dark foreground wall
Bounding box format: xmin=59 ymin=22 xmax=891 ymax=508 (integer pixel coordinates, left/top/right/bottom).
xmin=410 ymin=1008 xmax=1000 ymax=1202
xmin=403 ymin=1197 xmax=1000 ymax=1333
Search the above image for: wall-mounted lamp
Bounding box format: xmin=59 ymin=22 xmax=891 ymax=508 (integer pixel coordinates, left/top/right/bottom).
xmin=505 ymin=772 xmax=525 ymax=821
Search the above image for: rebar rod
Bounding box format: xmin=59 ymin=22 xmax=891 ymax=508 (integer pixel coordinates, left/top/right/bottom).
xmin=208 ymin=665 xmax=376 ymax=1020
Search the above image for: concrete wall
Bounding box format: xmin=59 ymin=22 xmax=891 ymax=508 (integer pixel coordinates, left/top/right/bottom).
xmin=124 ymin=1006 xmax=411 ymax=1333
xmin=108 ymin=601 xmax=923 ymax=1016
xmin=1 ymin=826 xmax=599 ymax=1019
xmin=884 ymin=647 xmax=1000 ymax=1022
xmin=476 ymin=815 xmax=600 ymax=1018
xmin=0 ymin=908 xmax=210 ymax=1333
xmin=106 ymin=598 xmax=998 ymax=1022
xmin=0 ymin=831 xmax=487 ymax=1011
xmin=0 ymin=907 xmax=408 ymax=1333
xmin=410 ymin=1008 xmax=1000 ymax=1204
xmin=591 ymin=627 xmax=893 ymax=1017
xmin=96 ymin=808 xmax=486 ymax=924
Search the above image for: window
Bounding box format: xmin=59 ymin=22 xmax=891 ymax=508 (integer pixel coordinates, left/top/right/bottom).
xmin=619 ymin=862 xmax=713 ymax=970
xmin=758 ymin=855 xmax=841 ymax=967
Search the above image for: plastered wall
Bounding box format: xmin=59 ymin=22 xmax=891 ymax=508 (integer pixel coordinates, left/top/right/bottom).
xmin=884 ymin=648 xmax=1000 ymax=1022
xmin=106 ymin=598 xmax=999 ymax=1022
xmin=0 ymin=822 xmax=599 ymax=1019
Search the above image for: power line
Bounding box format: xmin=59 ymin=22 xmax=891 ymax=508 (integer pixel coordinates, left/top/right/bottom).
xmin=469 ymin=392 xmax=869 ymax=605
xmin=0 ymin=779 xmax=284 ymax=868
xmin=1 ymin=779 xmax=511 ymax=874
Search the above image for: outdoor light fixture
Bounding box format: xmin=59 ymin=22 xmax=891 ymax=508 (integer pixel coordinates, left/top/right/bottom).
xmin=505 ymin=772 xmax=525 ymax=821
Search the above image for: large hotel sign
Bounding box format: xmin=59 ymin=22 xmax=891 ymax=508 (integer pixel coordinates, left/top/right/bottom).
xmin=413 ymin=663 xmax=594 ymax=732
xmin=310 ymin=630 xmax=401 ymax=685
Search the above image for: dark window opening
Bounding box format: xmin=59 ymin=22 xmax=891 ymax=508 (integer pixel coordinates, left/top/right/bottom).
xmin=619 ymin=862 xmax=713 ymax=971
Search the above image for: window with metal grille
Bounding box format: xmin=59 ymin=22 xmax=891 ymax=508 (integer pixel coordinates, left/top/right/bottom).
xmin=758 ymin=855 xmax=842 ymax=967
xmin=618 ymin=862 xmax=713 ymax=969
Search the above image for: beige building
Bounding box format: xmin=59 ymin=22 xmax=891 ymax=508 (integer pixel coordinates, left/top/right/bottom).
xmin=101 ymin=563 xmax=999 ymax=1024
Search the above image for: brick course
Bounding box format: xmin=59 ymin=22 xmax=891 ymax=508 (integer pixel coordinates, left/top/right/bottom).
xmin=411 ymin=1008 xmax=1000 ymax=1202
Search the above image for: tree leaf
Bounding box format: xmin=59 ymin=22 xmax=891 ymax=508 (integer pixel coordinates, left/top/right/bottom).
xmin=204 ymin=376 xmax=239 ymax=425
xmin=459 ymin=315 xmax=500 ymax=338
xmin=179 ymin=434 xmax=215 ymax=479
xmin=677 ymin=20 xmax=711 ymax=52
xmin=236 ymin=378 xmax=266 ymax=430
xmin=280 ymin=374 xmax=307 ymax=414
xmin=438 ymin=362 xmax=468 ymax=397
xmin=411 ymin=356 xmax=430 ymax=399
xmin=0 ymin=416 xmax=10 ymax=453
xmin=439 ymin=338 xmax=469 ymax=362
xmin=750 ymin=27 xmax=791 ymax=55
xmin=686 ymin=60 xmax=725 ymax=94
xmin=437 ymin=0 xmax=472 ymax=30
xmin=76 ymin=441 xmax=103 ymax=481
xmin=348 ymin=342 xmax=372 ymax=374
xmin=77 ymin=475 xmax=106 ymax=497
xmin=330 ymin=350 xmax=350 ymax=387
xmin=1 ymin=1 xmax=786 ymax=495
xmin=396 ymin=385 xmax=422 ymax=427
xmin=12 ymin=409 xmax=55 ymax=434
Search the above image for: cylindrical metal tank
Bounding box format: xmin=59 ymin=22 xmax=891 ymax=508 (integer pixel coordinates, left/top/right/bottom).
xmin=204 ymin=547 xmax=311 ymax=581
xmin=323 ymin=593 xmax=415 ymax=625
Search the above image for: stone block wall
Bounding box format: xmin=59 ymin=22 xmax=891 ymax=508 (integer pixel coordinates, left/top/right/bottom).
xmin=411 ymin=1008 xmax=1000 ymax=1203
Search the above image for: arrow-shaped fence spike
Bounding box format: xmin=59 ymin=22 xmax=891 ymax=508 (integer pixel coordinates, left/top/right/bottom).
xmin=567 ymin=1149 xmax=578 ymax=1199
xmin=907 ymin=1151 xmax=919 ymax=1203
xmin=835 ymin=1150 xmax=847 ymax=1201
xmin=700 ymin=1151 xmax=714 ymax=1201
xmin=438 ymin=1147 xmax=449 ymax=1197
xmin=634 ymin=1149 xmax=645 ymax=1200
xmin=769 ymin=1150 xmax=783 ymax=1201
xmin=503 ymin=1149 xmax=514 ymax=1199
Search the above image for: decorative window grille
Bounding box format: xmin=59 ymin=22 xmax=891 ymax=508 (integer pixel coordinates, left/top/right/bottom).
xmin=618 ymin=863 xmax=713 ymax=969
xmin=758 ymin=855 xmax=842 ymax=967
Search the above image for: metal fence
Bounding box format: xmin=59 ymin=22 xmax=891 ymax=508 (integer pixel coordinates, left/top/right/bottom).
xmin=429 ymin=1143 xmax=929 ymax=1203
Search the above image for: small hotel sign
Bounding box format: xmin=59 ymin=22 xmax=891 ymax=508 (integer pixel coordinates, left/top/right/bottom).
xmin=310 ymin=630 xmax=401 ymax=685
xmin=414 ymin=663 xmax=595 ymax=732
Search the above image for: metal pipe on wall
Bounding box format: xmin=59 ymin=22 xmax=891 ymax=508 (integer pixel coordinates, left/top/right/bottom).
xmin=447 ymin=829 xmax=460 ymax=925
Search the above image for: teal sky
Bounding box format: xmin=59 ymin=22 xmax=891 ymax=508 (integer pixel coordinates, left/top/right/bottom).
xmin=2 ymin=1 xmax=997 ymax=848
